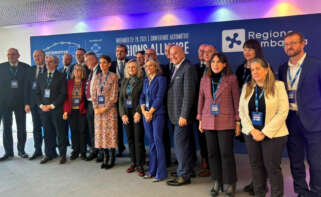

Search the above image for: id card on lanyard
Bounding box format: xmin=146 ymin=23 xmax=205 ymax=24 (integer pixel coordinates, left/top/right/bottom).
xmin=10 ymin=66 xmax=18 ymax=89
xmin=11 ymin=80 xmax=18 ymax=88
xmin=287 ymin=66 xmax=302 ymax=104
xmin=98 ymin=73 xmax=109 ymax=105
xmin=251 ymin=86 xmax=264 ymax=127
xmin=126 ymin=79 xmax=136 ymax=109
xmin=210 ymin=77 xmax=222 ymax=116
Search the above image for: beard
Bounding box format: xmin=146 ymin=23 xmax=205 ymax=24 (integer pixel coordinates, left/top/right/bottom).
xmin=286 ymin=48 xmax=301 ymax=57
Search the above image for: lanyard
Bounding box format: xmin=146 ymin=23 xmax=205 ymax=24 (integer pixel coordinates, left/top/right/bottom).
xmin=47 ymin=73 xmax=53 ymax=87
xmin=73 ymin=82 xmax=82 ymax=96
xmin=99 ymin=72 xmax=109 ymax=93
xmin=243 ymin=67 xmax=250 ymax=83
xmin=9 ymin=66 xmax=18 ymax=78
xmin=255 ymin=86 xmax=264 ymax=112
xmin=211 ymin=77 xmax=222 ymax=102
xmin=288 ymin=66 xmax=302 ymax=88
xmin=127 ymin=77 xmax=137 ymax=96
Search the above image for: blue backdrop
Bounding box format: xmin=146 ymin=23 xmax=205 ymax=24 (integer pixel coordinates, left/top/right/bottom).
xmin=30 ymin=13 xmax=321 ymax=154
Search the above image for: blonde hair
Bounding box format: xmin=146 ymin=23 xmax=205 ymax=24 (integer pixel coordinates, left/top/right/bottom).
xmin=144 ymin=59 xmax=163 ymax=78
xmin=124 ymin=59 xmax=143 ymax=79
xmin=245 ymin=58 xmax=275 ymax=99
xmin=71 ymin=64 xmax=86 ymax=80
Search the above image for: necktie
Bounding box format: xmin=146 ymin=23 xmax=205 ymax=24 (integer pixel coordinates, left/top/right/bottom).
xmin=119 ymin=61 xmax=124 ymax=79
xmin=171 ymin=65 xmax=179 ymax=82
xmin=86 ymin=71 xmax=93 ymax=99
xmin=39 ymin=67 xmax=43 ymax=74
xmin=48 ymin=72 xmax=53 ymax=85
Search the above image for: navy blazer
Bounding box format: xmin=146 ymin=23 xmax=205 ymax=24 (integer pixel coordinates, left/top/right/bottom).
xmin=139 ymin=75 xmax=167 ymax=116
xmin=278 ymin=55 xmax=321 ymax=132
xmin=26 ymin=65 xmax=46 ymax=107
xmin=0 ymin=61 xmax=30 ymax=108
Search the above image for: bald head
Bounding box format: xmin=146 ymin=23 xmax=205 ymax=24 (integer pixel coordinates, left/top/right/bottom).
xmin=33 ymin=50 xmax=45 ymax=66
xmin=63 ymin=53 xmax=73 ymax=66
xmin=198 ymin=44 xmax=207 ymax=61
xmin=170 ymin=45 xmax=185 ymax=65
xmin=204 ymin=45 xmax=216 ymax=63
xmin=145 ymin=48 xmax=157 ymax=62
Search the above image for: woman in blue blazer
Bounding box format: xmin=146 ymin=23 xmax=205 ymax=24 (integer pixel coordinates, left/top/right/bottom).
xmin=140 ymin=59 xmax=168 ymax=182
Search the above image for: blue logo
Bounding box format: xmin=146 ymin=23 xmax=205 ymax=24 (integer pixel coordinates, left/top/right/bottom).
xmin=225 ymin=33 xmax=242 ymax=49
xmin=222 ymin=29 xmax=245 ymax=52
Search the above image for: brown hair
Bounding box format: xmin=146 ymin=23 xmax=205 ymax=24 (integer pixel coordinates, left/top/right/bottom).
xmin=206 ymin=52 xmax=233 ymax=77
xmin=245 ymin=58 xmax=275 ymax=99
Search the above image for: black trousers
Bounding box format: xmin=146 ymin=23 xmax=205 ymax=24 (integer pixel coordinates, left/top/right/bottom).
xmin=3 ymin=105 xmax=26 ymax=155
xmin=196 ymin=120 xmax=208 ymax=165
xmin=30 ymin=105 xmax=43 ymax=154
xmin=117 ymin=103 xmax=126 ymax=153
xmin=205 ymin=130 xmax=237 ymax=184
xmin=86 ymin=101 xmax=96 ymax=153
xmin=40 ymin=108 xmax=67 ymax=158
xmin=245 ymin=134 xmax=287 ymax=197
xmin=69 ymin=109 xmax=87 ymax=155
xmin=124 ymin=109 xmax=145 ymax=166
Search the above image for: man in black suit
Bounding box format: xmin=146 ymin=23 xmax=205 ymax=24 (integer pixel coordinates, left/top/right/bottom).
xmin=25 ymin=50 xmax=46 ymax=160
xmin=84 ymin=52 xmax=102 ymax=161
xmin=110 ymin=44 xmax=128 ymax=157
xmin=0 ymin=48 xmax=30 ymax=161
xmin=166 ymin=45 xmax=197 ymax=186
xmin=36 ymin=55 xmax=67 ymax=164
xmin=59 ymin=53 xmax=73 ymax=80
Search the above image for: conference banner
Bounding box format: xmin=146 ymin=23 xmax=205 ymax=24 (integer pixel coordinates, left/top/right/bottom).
xmin=31 ymin=13 xmax=321 ymax=74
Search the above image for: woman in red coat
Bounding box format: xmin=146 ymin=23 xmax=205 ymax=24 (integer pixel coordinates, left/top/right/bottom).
xmin=63 ymin=64 xmax=87 ymax=160
xmin=197 ymin=53 xmax=241 ymax=197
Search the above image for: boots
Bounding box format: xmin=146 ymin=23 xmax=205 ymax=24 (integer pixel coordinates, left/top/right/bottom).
xmin=106 ymin=148 xmax=115 ymax=169
xmin=225 ymin=183 xmax=236 ymax=197
xmin=101 ymin=149 xmax=109 ymax=169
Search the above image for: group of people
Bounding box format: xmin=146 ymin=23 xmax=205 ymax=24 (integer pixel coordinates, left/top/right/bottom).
xmin=0 ymin=31 xmax=320 ymax=197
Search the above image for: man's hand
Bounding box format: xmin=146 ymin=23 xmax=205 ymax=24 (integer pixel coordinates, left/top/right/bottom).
xmin=178 ymin=117 xmax=187 ymax=127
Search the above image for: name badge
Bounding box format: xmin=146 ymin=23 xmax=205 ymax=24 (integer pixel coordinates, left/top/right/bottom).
xmin=98 ymin=95 xmax=105 ymax=104
xmin=11 ymin=80 xmax=18 ymax=88
xmin=72 ymin=98 xmax=80 ymax=106
xmin=288 ymin=90 xmax=296 ymax=104
xmin=32 ymin=81 xmax=37 ymax=90
xmin=210 ymin=103 xmax=220 ymax=115
xmin=251 ymin=111 xmax=263 ymax=127
xmin=126 ymin=98 xmax=133 ymax=109
xmin=44 ymin=89 xmax=50 ymax=98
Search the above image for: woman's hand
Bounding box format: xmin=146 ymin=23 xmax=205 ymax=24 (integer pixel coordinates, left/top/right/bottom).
xmin=133 ymin=112 xmax=141 ymax=123
xmin=198 ymin=120 xmax=204 ymax=133
xmin=63 ymin=112 xmax=68 ymax=120
xmin=251 ymin=129 xmax=265 ymax=142
xmin=235 ymin=122 xmax=241 ymax=136
xmin=122 ymin=115 xmax=129 ymax=125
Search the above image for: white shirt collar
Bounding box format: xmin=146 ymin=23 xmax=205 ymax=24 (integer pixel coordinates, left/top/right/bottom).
xmin=288 ymin=53 xmax=307 ymax=67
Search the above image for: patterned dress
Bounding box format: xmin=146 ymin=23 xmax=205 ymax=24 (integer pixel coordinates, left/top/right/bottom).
xmin=92 ymin=71 xmax=119 ymax=148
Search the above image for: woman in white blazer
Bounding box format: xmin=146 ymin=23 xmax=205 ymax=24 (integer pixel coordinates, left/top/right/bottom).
xmin=239 ymin=58 xmax=289 ymax=197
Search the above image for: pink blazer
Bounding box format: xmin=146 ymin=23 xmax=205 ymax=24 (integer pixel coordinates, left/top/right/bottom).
xmin=197 ymin=74 xmax=240 ymax=131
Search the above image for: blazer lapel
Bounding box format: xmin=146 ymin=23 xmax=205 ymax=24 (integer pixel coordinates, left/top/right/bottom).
xmin=297 ymin=57 xmax=308 ymax=90
xmin=215 ymin=76 xmax=228 ymax=100
xmin=170 ymin=61 xmax=185 ymax=86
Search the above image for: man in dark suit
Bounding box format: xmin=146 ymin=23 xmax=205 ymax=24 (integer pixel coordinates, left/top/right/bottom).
xmin=36 ymin=55 xmax=67 ymax=164
xmin=110 ymin=44 xmax=128 ymax=157
xmin=25 ymin=50 xmax=46 ymax=160
xmin=59 ymin=53 xmax=73 ymax=80
xmin=0 ymin=48 xmax=30 ymax=161
xmin=166 ymin=45 xmax=197 ymax=186
xmin=84 ymin=52 xmax=102 ymax=161
xmin=278 ymin=32 xmax=321 ymax=197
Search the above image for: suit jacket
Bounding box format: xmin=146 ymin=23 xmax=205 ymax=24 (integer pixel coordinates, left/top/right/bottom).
xmin=63 ymin=79 xmax=87 ymax=114
xmin=119 ymin=76 xmax=144 ymax=117
xmin=167 ymin=59 xmax=197 ymax=124
xmin=239 ymin=81 xmax=289 ymax=139
xmin=0 ymin=61 xmax=30 ymax=108
xmin=35 ymin=70 xmax=67 ymax=111
xmin=59 ymin=65 xmax=73 ymax=80
xmin=110 ymin=59 xmax=129 ymax=82
xmin=278 ymin=55 xmax=321 ymax=132
xmin=139 ymin=75 xmax=167 ymax=116
xmin=197 ymin=74 xmax=240 ymax=131
xmin=26 ymin=65 xmax=46 ymax=107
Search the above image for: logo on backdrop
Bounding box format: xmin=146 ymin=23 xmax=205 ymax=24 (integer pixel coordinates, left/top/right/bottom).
xmin=222 ymin=29 xmax=245 ymax=52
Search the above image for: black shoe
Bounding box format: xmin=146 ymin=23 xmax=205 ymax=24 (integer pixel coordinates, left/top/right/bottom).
xmin=86 ymin=152 xmax=97 ymax=161
xmin=40 ymin=156 xmax=52 ymax=164
xmin=0 ymin=154 xmax=13 ymax=161
xmin=106 ymin=149 xmax=115 ymax=169
xmin=96 ymin=152 xmax=104 ymax=162
xmin=29 ymin=152 xmax=43 ymax=160
xmin=225 ymin=184 xmax=236 ymax=197
xmin=170 ymin=171 xmax=177 ymax=177
xmin=18 ymin=152 xmax=29 ymax=158
xmin=166 ymin=177 xmax=191 ymax=186
xmin=210 ymin=180 xmax=222 ymax=196
xmin=60 ymin=155 xmax=67 ymax=164
xmin=80 ymin=154 xmax=87 ymax=160
xmin=70 ymin=152 xmax=79 ymax=160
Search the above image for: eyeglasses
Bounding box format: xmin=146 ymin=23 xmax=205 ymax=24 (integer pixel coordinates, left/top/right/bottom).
xmin=284 ymin=41 xmax=300 ymax=47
